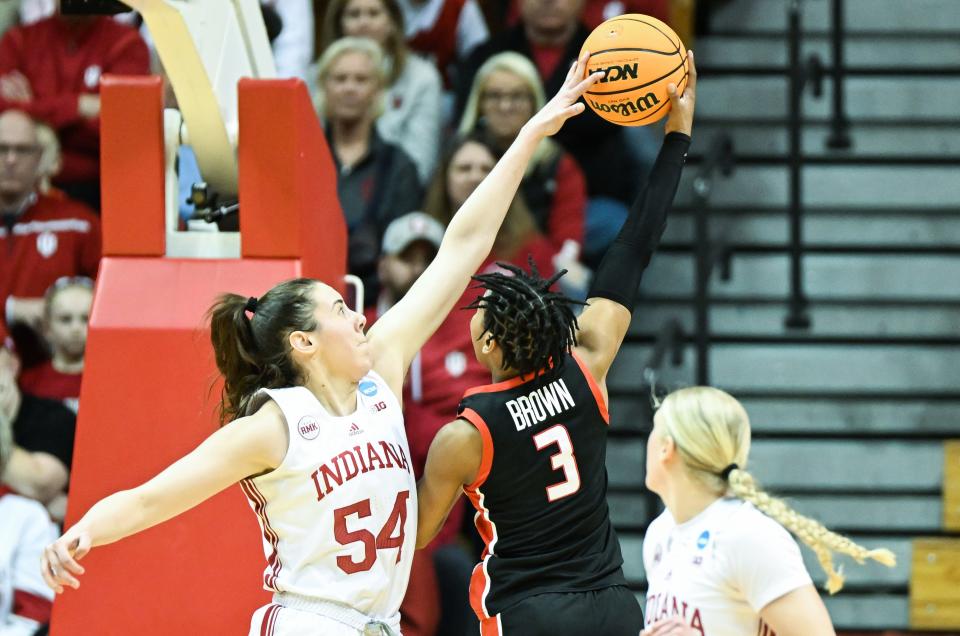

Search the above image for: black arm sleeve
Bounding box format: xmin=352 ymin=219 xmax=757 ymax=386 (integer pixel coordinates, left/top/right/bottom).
xmin=587 ymin=131 xmax=691 ymax=311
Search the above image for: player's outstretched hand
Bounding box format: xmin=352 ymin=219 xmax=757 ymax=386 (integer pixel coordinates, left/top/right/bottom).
xmin=522 ymin=50 xmax=604 ymax=139
xmin=41 ymin=525 xmax=92 ymax=594
xmin=665 ymin=50 xmax=696 ymax=137
xmin=641 ymin=616 xmax=702 ymax=636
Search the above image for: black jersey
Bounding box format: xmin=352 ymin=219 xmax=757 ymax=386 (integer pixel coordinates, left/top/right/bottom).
xmin=458 ymin=352 xmax=628 ymax=622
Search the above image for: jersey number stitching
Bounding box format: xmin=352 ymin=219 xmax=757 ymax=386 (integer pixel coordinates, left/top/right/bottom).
xmin=333 ymin=490 xmax=410 ymax=574
xmin=532 ymin=424 xmax=581 ymax=502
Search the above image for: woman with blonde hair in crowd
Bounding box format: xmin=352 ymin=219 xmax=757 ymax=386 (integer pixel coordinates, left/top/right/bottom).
xmin=641 ymin=386 xmax=896 ymax=636
xmin=314 ymin=36 xmax=423 ymax=306
xmin=458 ymin=52 xmax=587 ymax=266
xmin=321 ymin=0 xmax=442 ymax=184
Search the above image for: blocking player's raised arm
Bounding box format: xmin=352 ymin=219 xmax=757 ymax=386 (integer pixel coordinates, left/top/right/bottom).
xmin=416 ymin=419 xmax=482 ymax=549
xmin=367 ymin=53 xmax=604 ymax=395
xmin=574 ymin=51 xmax=697 ymax=384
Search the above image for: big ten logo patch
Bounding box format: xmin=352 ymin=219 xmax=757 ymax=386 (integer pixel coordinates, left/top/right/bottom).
xmin=369 ymin=400 xmax=387 ymax=414
xmin=359 ymin=380 xmax=378 ymax=397
xmin=298 ymin=415 xmax=320 ymax=440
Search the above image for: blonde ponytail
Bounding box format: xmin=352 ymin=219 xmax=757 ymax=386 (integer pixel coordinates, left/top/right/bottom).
xmin=726 ymin=467 xmax=896 ymax=593
xmin=657 ymin=387 xmax=897 ymax=594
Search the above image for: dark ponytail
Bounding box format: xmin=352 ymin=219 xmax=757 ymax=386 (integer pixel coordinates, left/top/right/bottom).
xmin=208 ymin=278 xmax=320 ymax=425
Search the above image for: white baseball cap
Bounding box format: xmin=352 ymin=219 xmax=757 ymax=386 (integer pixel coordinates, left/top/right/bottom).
xmin=381 ymin=212 xmax=445 ymax=255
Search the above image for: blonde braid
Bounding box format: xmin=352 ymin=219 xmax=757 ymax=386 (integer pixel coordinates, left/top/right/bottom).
xmin=728 ymin=468 xmax=896 ymax=594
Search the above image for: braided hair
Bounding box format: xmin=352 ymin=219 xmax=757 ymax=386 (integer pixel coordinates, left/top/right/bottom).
xmin=466 ymin=259 xmax=584 ymax=377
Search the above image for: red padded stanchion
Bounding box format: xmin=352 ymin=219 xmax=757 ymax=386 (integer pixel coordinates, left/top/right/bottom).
xmin=51 ymin=78 xmax=346 ymax=635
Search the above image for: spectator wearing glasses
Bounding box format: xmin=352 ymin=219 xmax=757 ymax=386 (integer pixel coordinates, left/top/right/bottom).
xmin=459 ymin=52 xmax=585 ymax=261
xmin=0 ymin=110 xmax=100 ymax=367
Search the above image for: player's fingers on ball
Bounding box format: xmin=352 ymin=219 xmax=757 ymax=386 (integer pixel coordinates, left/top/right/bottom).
xmin=686 ymin=50 xmax=697 ymax=92
xmin=573 ymin=70 xmax=603 ymax=95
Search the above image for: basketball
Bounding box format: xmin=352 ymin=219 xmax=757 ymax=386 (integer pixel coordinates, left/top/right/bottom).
xmin=580 ymin=14 xmax=689 ymax=126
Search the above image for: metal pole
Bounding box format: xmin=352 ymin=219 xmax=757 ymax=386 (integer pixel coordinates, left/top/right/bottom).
xmin=786 ymin=0 xmax=810 ymax=328
xmin=693 ymin=177 xmax=710 ymax=384
xmin=827 ymin=0 xmax=852 ymax=148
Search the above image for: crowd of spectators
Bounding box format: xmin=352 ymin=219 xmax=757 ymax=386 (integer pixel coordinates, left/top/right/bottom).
xmin=0 ymin=1 xmax=681 ymax=633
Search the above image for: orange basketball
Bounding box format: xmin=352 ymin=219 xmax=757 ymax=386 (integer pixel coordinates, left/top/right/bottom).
xmin=580 ymin=14 xmax=688 ymax=126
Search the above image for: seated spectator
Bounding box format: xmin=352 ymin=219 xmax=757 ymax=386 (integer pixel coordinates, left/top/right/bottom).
xmin=456 ymin=0 xmax=642 ymax=207
xmin=0 ymin=343 xmax=75 ymax=518
xmin=367 ymin=212 xmax=485 ymax=636
xmin=458 ymin=51 xmax=585 ymax=256
xmin=425 ymin=133 xmax=558 ymax=277
xmin=0 ymin=12 xmax=150 ymax=210
xmin=19 ymin=277 xmax=92 ymax=414
xmin=397 ymin=0 xmax=489 ymax=84
xmin=0 ymin=110 xmax=100 ymax=367
xmin=314 ymin=36 xmax=422 ymax=305
xmin=504 ymin=0 xmax=670 ymax=31
xmin=0 ymin=462 xmax=57 ymax=634
xmin=322 ymin=0 xmax=443 ymax=183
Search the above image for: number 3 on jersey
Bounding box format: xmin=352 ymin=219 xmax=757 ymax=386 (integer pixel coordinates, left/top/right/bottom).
xmin=333 ymin=490 xmax=409 ymax=574
xmin=533 ymin=424 xmax=581 ymax=502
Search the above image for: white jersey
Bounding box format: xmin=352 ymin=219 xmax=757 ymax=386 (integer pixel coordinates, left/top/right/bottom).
xmin=643 ymin=497 xmax=812 ymax=636
xmin=241 ymin=371 xmax=417 ymax=622
xmin=0 ymin=489 xmax=57 ymax=635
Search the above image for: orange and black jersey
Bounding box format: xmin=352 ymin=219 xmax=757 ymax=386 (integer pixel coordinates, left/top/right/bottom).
xmin=458 ymin=352 xmax=627 ymax=620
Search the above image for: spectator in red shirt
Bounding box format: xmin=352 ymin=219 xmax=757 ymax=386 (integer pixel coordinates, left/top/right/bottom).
xmin=0 ymin=109 xmax=100 ymax=366
xmin=458 ymin=51 xmax=585 ymax=259
xmin=19 ymin=276 xmax=92 ymax=414
xmin=0 ymin=12 xmax=150 ymax=209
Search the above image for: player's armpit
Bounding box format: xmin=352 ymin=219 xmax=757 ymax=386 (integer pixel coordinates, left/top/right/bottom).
xmin=415 ymin=419 xmax=482 ymax=549
xmin=758 ymin=584 xmax=836 ymax=636
xmin=572 ymin=297 xmax=632 ymax=382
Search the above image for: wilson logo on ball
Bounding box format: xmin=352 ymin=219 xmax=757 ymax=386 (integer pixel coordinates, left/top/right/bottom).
xmin=589 ymin=92 xmax=659 ymax=116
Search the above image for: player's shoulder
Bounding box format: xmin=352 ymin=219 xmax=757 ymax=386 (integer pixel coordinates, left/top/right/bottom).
xmin=645 ymin=508 xmax=674 ymax=541
xmin=720 ymin=499 xmax=799 ymax=550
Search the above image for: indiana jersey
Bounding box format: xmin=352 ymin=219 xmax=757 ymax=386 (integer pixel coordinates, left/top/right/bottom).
xmin=457 ymin=353 xmax=627 ymax=621
xmin=242 ymin=371 xmax=417 ymax=621
xmin=643 ymin=497 xmax=813 ymax=635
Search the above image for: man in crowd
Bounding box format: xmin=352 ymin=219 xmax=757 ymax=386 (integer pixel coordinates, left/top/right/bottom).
xmin=0 ymin=109 xmax=100 ymax=366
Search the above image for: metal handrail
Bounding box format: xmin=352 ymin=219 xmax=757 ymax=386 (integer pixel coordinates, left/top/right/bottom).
xmin=826 ymin=0 xmax=852 ymax=148
xmin=692 ymin=134 xmax=735 ymax=385
xmin=785 ymin=0 xmax=812 ymax=328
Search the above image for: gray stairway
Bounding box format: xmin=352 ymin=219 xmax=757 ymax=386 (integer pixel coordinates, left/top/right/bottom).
xmin=606 ymin=0 xmax=960 ymax=630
